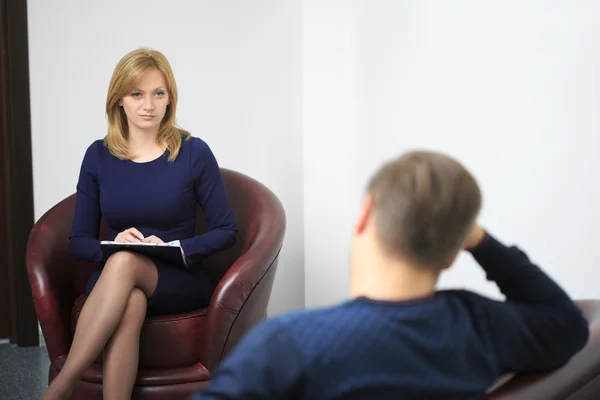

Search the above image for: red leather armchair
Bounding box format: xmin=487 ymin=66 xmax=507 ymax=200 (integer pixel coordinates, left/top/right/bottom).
xmin=485 ymin=300 xmax=600 ymax=399
xmin=26 ymin=168 xmax=286 ymax=399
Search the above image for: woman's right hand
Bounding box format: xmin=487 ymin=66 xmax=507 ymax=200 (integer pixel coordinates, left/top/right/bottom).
xmin=114 ymin=227 xmax=145 ymax=243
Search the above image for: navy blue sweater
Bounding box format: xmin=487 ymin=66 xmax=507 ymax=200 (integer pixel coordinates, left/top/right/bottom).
xmin=192 ymin=233 xmax=589 ymax=399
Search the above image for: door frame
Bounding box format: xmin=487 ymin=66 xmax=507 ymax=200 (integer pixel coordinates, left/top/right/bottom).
xmin=0 ymin=0 xmax=39 ymax=347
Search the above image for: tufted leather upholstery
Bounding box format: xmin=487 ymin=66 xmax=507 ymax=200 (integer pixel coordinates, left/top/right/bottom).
xmin=485 ymin=300 xmax=600 ymax=399
xmin=26 ymin=168 xmax=286 ymax=399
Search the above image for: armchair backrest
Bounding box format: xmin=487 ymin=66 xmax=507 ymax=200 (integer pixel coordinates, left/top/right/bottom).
xmin=195 ymin=168 xmax=286 ymax=287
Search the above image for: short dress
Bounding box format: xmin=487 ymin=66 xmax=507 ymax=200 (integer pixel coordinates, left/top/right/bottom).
xmin=69 ymin=135 xmax=237 ymax=316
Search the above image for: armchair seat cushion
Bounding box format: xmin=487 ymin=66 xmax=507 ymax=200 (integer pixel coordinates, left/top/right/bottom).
xmin=71 ymin=294 xmax=209 ymax=369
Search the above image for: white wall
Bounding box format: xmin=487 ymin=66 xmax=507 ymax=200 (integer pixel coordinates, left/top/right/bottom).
xmin=302 ymin=0 xmax=365 ymax=308
xmin=29 ymin=1 xmax=600 ymax=313
xmin=304 ymin=0 xmax=600 ymax=307
xmin=358 ymin=0 xmax=600 ymax=300
xmin=27 ymin=0 xmax=304 ymax=316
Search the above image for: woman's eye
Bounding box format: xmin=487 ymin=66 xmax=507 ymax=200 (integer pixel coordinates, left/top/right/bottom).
xmin=131 ymin=92 xmax=142 ymax=98
xmin=155 ymin=91 xmax=165 ymax=97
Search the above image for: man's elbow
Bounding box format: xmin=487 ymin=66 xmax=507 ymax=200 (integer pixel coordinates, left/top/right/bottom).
xmin=552 ymin=309 xmax=590 ymax=366
xmin=568 ymin=311 xmax=590 ymax=355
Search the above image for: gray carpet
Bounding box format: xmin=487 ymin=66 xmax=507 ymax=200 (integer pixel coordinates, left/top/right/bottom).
xmin=0 ymin=341 xmax=50 ymax=400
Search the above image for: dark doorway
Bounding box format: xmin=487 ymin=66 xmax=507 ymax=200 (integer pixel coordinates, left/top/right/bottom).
xmin=0 ymin=0 xmax=39 ymax=346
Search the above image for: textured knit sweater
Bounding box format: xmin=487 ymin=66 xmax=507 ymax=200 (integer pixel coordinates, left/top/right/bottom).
xmin=192 ymin=232 xmax=589 ymax=399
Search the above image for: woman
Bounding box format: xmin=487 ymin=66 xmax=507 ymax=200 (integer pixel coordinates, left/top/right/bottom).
xmin=42 ymin=48 xmax=237 ymax=400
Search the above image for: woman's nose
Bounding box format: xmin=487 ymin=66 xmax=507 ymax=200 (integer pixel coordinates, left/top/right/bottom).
xmin=143 ymin=95 xmax=154 ymax=111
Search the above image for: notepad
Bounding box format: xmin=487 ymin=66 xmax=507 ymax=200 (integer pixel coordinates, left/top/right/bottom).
xmin=100 ymin=240 xmax=187 ymax=267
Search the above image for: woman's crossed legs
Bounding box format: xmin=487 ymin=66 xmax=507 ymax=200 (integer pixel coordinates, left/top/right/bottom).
xmin=42 ymin=251 xmax=158 ymax=400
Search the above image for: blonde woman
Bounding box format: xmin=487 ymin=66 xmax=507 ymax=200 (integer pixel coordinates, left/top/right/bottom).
xmin=42 ymin=48 xmax=237 ymax=400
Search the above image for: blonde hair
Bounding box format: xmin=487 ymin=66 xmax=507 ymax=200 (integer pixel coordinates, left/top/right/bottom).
xmin=104 ymin=48 xmax=190 ymax=161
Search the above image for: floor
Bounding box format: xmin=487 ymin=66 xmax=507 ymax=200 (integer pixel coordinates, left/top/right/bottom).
xmin=0 ymin=337 xmax=50 ymax=400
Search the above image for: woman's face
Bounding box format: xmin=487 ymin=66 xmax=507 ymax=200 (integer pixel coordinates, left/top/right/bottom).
xmin=119 ymin=68 xmax=170 ymax=134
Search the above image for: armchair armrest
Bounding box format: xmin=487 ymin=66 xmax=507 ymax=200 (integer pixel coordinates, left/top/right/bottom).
xmin=485 ymin=300 xmax=600 ymax=399
xmin=26 ymin=200 xmax=79 ymax=362
xmin=200 ymin=196 xmax=286 ymax=373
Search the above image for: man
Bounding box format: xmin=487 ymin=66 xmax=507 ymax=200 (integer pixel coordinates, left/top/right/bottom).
xmin=192 ymin=150 xmax=589 ymax=399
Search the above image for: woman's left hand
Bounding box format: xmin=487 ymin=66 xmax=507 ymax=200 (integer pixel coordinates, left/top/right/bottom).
xmin=142 ymin=235 xmax=164 ymax=244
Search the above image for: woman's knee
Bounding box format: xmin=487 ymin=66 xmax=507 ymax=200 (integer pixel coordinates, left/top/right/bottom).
xmin=103 ymin=251 xmax=154 ymax=279
xmin=103 ymin=251 xmax=139 ymax=279
xmin=102 ymin=251 xmax=158 ymax=296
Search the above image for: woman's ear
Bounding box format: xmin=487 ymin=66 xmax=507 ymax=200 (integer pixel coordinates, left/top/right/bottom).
xmin=117 ymin=99 xmax=123 ymax=107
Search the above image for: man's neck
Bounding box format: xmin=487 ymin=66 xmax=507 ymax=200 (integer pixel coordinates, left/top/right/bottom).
xmin=349 ymin=256 xmax=439 ymax=302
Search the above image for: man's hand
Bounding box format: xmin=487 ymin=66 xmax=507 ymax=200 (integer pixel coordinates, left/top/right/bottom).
xmin=463 ymin=223 xmax=486 ymax=251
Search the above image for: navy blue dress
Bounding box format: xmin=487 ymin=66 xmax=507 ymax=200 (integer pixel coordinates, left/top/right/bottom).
xmin=69 ymin=135 xmax=237 ymax=315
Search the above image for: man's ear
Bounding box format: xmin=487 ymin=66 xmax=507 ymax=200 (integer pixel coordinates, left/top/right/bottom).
xmin=354 ymin=194 xmax=373 ymax=235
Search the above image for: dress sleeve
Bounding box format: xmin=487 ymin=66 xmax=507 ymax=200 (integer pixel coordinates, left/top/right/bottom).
xmin=69 ymin=141 xmax=103 ymax=263
xmin=179 ymin=138 xmax=237 ymax=264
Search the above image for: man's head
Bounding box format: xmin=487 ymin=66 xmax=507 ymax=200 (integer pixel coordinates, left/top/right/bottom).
xmin=351 ymin=150 xmax=482 ymax=275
